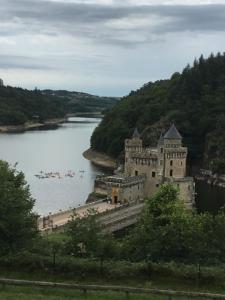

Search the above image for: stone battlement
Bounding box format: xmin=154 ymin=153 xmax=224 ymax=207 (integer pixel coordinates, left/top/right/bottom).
xmin=93 ymin=123 xmax=195 ymax=208
xmin=96 ymin=174 xmax=146 ymax=188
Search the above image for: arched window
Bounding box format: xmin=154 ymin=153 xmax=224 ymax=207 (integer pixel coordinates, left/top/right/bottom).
xmin=170 ymin=170 xmax=173 ymax=177
xmin=170 ymin=160 xmax=173 ymax=166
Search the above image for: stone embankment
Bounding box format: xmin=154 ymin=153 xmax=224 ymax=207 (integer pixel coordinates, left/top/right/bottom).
xmin=0 ymin=118 xmax=66 ymax=133
xmin=83 ymin=148 xmax=116 ymax=170
xmin=195 ymin=169 xmax=225 ymax=188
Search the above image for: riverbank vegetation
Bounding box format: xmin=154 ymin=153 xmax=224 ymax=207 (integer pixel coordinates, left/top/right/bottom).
xmin=0 ymin=86 xmax=119 ymax=126
xmin=91 ymin=53 xmax=225 ymax=173
xmin=42 ymin=90 xmax=119 ymax=115
xmin=2 ymin=162 xmax=225 ymax=297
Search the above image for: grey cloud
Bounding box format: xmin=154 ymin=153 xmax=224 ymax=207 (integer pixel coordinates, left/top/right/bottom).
xmin=0 ymin=55 xmax=54 ymax=70
xmin=1 ymin=1 xmax=225 ymax=47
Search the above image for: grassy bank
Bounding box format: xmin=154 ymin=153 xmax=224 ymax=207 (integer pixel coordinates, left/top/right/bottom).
xmin=0 ymin=285 xmax=171 ymax=300
xmin=1 ymin=254 xmax=225 ymax=295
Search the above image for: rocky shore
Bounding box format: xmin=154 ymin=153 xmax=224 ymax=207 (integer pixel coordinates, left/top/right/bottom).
xmin=83 ymin=148 xmax=116 ymax=170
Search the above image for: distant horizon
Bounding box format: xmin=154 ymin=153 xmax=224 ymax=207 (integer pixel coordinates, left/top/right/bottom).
xmin=0 ymin=52 xmax=215 ymax=98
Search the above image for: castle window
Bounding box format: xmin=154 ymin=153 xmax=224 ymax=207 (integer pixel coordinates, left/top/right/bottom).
xmin=135 ymin=170 xmax=138 ymax=176
xmin=156 ymin=184 xmax=159 ymax=187
xmin=170 ymin=160 xmax=173 ymax=166
xmin=160 ymin=148 xmax=163 ymax=153
xmin=170 ymin=170 xmax=173 ymax=177
xmin=152 ymin=171 xmax=156 ymax=178
xmin=181 ymin=161 xmax=183 ymax=166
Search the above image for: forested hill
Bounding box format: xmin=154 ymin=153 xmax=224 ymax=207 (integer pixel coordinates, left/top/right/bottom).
xmin=0 ymin=86 xmax=119 ymax=126
xmin=91 ymin=53 xmax=225 ymax=173
xmin=42 ymin=90 xmax=119 ymax=114
xmin=0 ymin=86 xmax=66 ymax=125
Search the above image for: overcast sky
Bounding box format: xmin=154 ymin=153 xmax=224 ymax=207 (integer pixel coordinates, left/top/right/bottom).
xmin=1 ymin=0 xmax=225 ymax=96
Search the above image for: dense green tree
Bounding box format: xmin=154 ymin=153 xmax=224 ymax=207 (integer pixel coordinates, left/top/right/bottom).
xmin=66 ymin=208 xmax=116 ymax=262
xmin=124 ymin=184 xmax=225 ymax=264
xmin=91 ymin=53 xmax=225 ymax=169
xmin=66 ymin=208 xmax=101 ymax=256
xmin=0 ymin=160 xmax=37 ymax=254
xmin=125 ymin=184 xmax=191 ymax=262
xmin=0 ymin=86 xmax=118 ymax=125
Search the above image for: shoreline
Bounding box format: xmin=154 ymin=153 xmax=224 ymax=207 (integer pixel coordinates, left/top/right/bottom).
xmin=83 ymin=148 xmax=116 ymax=170
xmin=0 ymin=118 xmax=66 ymax=133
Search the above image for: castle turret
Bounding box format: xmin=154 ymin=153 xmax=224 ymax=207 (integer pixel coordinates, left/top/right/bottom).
xmin=124 ymin=127 xmax=142 ymax=175
xmin=157 ymin=132 xmax=165 ymax=177
xmin=132 ymin=127 xmax=140 ymax=139
xmin=163 ymin=124 xmax=187 ymax=178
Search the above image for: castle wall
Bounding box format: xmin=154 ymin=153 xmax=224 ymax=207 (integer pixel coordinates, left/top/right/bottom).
xmin=94 ymin=179 xmax=108 ymax=196
xmin=124 ymin=138 xmax=142 ymax=175
xmin=164 ymin=153 xmax=187 ymax=178
xmin=130 ymin=163 xmax=159 ymax=197
xmin=94 ymin=124 xmax=195 ymax=210
xmin=107 ymin=182 xmax=145 ymax=204
xmin=171 ymin=178 xmax=195 ymax=210
xmin=164 ymin=138 xmax=182 ymax=147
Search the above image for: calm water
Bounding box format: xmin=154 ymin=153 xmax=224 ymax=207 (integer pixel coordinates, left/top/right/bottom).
xmin=0 ymin=118 xmax=103 ymax=216
xmin=1 ymin=119 xmax=225 ymax=215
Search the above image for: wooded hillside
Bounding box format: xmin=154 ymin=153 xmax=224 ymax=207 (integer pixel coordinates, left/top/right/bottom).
xmin=91 ymin=53 xmax=225 ymax=172
xmin=0 ymin=86 xmax=119 ymax=126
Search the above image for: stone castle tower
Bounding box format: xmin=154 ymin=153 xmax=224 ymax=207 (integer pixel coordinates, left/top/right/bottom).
xmin=94 ymin=124 xmax=195 ymax=209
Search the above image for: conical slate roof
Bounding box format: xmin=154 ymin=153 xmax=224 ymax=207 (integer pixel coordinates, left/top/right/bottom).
xmin=158 ymin=132 xmax=164 ymax=145
xmin=132 ymin=127 xmax=140 ymax=138
xmin=164 ymin=123 xmax=182 ymax=139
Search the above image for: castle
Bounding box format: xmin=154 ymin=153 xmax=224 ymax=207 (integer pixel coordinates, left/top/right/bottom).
xmin=94 ymin=124 xmax=195 ymax=209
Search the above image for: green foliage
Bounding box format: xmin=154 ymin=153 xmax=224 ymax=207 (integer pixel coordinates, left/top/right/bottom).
xmin=0 ymin=87 xmax=118 ymax=125
xmin=0 ymin=86 xmax=66 ymax=125
xmin=91 ymin=53 xmax=225 ymax=167
xmin=66 ymin=208 xmax=102 ymax=256
xmin=0 ymin=286 xmax=166 ymax=300
xmin=65 ymin=208 xmax=116 ymax=261
xmin=0 ymin=161 xmax=38 ymax=254
xmin=125 ymin=184 xmax=225 ymax=265
xmin=42 ymin=90 xmax=119 ymax=114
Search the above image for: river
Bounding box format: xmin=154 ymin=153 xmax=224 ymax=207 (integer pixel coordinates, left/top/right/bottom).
xmin=0 ymin=117 xmax=104 ymax=216
xmin=0 ymin=119 xmax=225 ymax=215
